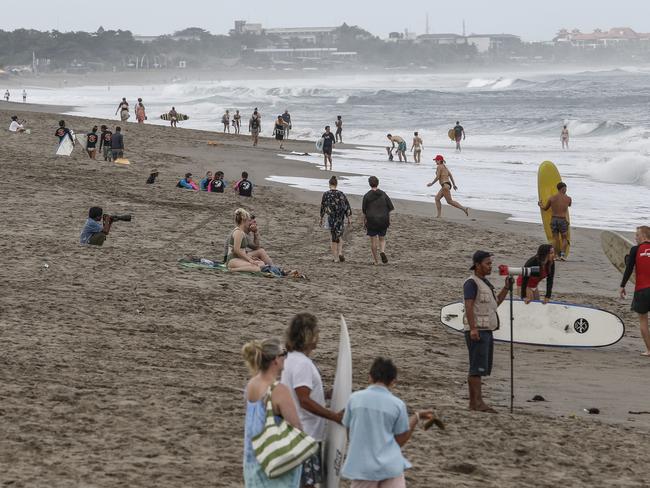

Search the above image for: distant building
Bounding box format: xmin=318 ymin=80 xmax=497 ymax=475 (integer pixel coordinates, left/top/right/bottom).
xmin=467 ymin=34 xmax=521 ymax=53
xmin=134 ymin=35 xmax=159 ymax=43
xmin=416 ymin=33 xmax=466 ymax=45
xmin=232 ymin=20 xmax=263 ymax=36
xmin=249 ymin=47 xmax=356 ymax=64
xmin=555 ymin=27 xmax=650 ymax=48
xmin=265 ymin=26 xmax=338 ymax=44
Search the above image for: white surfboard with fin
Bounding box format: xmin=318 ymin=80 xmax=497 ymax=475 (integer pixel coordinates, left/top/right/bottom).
xmin=325 ymin=315 xmax=352 ymax=488
xmin=440 ymin=300 xmax=624 ymax=347
xmin=56 ymin=137 xmax=74 ymax=156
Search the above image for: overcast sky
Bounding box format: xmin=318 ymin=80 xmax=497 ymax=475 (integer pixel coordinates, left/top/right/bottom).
xmin=3 ymin=0 xmax=650 ymax=41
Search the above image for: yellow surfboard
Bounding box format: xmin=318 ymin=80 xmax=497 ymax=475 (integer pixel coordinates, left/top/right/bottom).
xmin=538 ymin=160 xmax=570 ymax=257
xmin=448 ymin=129 xmax=455 ymax=141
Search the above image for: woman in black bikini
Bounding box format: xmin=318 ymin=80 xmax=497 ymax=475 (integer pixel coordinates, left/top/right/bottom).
xmin=426 ymin=155 xmax=469 ymax=218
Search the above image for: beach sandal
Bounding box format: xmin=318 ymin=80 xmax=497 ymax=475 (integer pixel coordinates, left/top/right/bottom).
xmin=380 ymin=252 xmax=388 ymax=264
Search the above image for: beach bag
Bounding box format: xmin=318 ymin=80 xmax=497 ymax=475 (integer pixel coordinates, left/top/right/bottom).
xmin=251 ymin=382 xmax=318 ymax=479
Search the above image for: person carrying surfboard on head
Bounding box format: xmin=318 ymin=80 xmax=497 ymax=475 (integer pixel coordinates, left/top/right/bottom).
xmin=620 ymin=225 xmax=650 ymax=356
xmin=538 ymin=182 xmax=571 ymax=261
xmin=463 ymin=251 xmax=512 ymax=413
xmin=341 ymin=357 xmax=434 ymax=487
xmin=321 ymin=126 xmax=336 ymax=170
xmin=426 ymin=155 xmax=469 ymax=218
xmin=453 ymin=121 xmax=465 ymax=152
xmin=386 ymin=134 xmax=407 ymax=162
xmin=281 ymin=313 xmax=344 ymax=488
xmin=115 ymin=98 xmax=129 ymax=122
xmin=518 ymin=244 xmax=556 ymax=304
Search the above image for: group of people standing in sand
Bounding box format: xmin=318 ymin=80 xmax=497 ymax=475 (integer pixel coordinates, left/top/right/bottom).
xmin=115 ymin=97 xmax=147 ymax=124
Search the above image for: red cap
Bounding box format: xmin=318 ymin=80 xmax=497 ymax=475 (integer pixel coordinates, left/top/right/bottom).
xmin=434 ymin=155 xmax=445 ymax=162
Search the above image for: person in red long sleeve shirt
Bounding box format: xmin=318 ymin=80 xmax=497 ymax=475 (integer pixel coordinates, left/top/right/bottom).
xmin=620 ymin=225 xmax=650 ymax=356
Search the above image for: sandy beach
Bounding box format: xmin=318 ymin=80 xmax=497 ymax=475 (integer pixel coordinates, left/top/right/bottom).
xmin=1 ymin=105 xmax=648 ymax=487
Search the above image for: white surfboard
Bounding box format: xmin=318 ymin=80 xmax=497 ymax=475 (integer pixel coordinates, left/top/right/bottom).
xmin=440 ymin=300 xmax=624 ymax=348
xmin=76 ymin=133 xmax=87 ymax=151
xmin=325 ymin=315 xmax=352 ymax=488
xmin=56 ymin=137 xmax=74 ymax=156
xmin=316 ymin=137 xmax=325 ymax=152
xmin=601 ymin=231 xmax=635 ymax=284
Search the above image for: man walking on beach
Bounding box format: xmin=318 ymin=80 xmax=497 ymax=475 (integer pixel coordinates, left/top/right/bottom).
xmin=453 ymin=121 xmax=465 ymax=152
xmin=282 ymin=109 xmax=292 ymax=139
xmin=99 ymin=125 xmax=113 ymax=161
xmin=168 ymin=107 xmax=178 ymax=128
xmin=249 ymin=108 xmax=261 ymax=146
xmin=321 ymin=126 xmax=336 ymax=171
xmin=86 ymin=126 xmax=99 ymax=160
xmin=561 ymin=125 xmax=570 ymax=150
xmin=4 ymin=90 xmax=9 ymax=102
xmin=362 ymin=176 xmax=394 ymax=265
xmin=233 ymin=110 xmax=241 ymax=134
xmin=620 ymin=226 xmax=650 ymax=356
xmin=22 ymin=90 xmax=27 ymax=103
xmin=387 ymin=134 xmax=407 ymax=162
xmin=335 ymin=115 xmax=343 ymax=143
xmin=538 ymin=182 xmax=571 ymax=261
xmin=411 ymin=131 xmax=423 ymax=163
xmin=111 ymin=126 xmax=124 ymax=160
xmin=463 ymin=251 xmax=511 ymax=413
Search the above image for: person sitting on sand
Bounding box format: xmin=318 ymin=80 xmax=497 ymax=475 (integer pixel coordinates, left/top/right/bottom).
xmin=519 ymin=244 xmax=556 ymax=304
xmin=341 ymin=357 xmax=433 ymax=487
xmin=223 ymin=213 xmax=273 ymax=266
xmin=226 ymin=208 xmax=265 ymax=273
xmin=146 ymin=168 xmax=159 ymax=184
xmin=427 ymin=155 xmax=469 ymax=218
xmin=9 ymin=115 xmax=26 ymax=133
xmin=386 ymin=134 xmax=407 ymax=162
xmin=208 ymin=171 xmax=226 ymax=193
xmin=242 ymin=337 xmax=303 ymax=487
xmin=80 ymin=206 xmax=113 ymax=246
xmin=199 ymin=171 xmax=213 ymax=191
xmin=234 ymin=171 xmax=253 ymax=197
xmin=177 ymin=172 xmax=198 ymax=190
xmin=320 ymin=175 xmax=352 ymax=263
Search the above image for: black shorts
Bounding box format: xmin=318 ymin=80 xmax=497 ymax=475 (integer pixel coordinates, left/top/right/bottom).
xmin=367 ymin=228 xmax=387 ymax=237
xmin=323 ymin=147 xmax=332 ymax=155
xmin=632 ymin=288 xmax=650 ymax=314
xmin=465 ymin=330 xmax=494 ymax=376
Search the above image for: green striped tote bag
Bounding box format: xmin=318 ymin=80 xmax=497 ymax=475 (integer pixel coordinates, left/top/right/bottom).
xmin=251 ymin=383 xmax=318 ymax=479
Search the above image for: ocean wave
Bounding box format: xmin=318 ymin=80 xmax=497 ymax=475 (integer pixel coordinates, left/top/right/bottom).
xmin=592 ymin=154 xmax=650 ymax=187
xmin=466 ymin=77 xmax=535 ymax=90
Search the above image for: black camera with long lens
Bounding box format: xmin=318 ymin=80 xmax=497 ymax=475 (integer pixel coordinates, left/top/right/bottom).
xmin=109 ymin=214 xmax=132 ymax=222
xmin=498 ymin=265 xmax=540 ymax=277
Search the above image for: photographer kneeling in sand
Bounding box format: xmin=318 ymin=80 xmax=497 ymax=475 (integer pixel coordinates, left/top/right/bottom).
xmin=79 ymin=207 xmax=131 ymax=246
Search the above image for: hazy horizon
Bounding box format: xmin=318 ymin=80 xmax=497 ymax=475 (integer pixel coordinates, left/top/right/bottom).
xmin=2 ymin=0 xmax=650 ymax=41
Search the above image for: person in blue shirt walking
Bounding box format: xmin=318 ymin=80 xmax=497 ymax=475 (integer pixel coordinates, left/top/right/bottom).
xmin=342 ymin=357 xmax=433 ymax=488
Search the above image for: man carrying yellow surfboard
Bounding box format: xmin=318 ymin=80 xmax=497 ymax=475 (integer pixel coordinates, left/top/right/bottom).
xmin=538 ymin=182 xmax=572 ymax=261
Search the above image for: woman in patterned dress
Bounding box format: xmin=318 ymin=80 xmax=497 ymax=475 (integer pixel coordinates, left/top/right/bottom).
xmin=320 ymin=176 xmax=352 ymax=263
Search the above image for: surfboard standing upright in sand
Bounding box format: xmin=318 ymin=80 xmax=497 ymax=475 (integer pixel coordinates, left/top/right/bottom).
xmin=601 ymin=231 xmax=636 ymax=284
xmin=538 ymin=160 xmax=571 ymax=257
xmin=325 ymin=315 xmax=352 ymax=488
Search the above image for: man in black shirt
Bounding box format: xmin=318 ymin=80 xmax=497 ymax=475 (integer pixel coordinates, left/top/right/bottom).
xmin=321 ymin=125 xmax=336 ymax=171
xmin=54 ymin=120 xmax=74 ymax=144
xmin=99 ymin=125 xmax=113 ymax=161
xmin=362 ymin=176 xmax=394 ymax=265
xmin=210 ymin=171 xmax=226 ymax=193
xmin=235 ymin=171 xmax=253 ymax=197
xmin=111 ymin=126 xmax=124 ymax=160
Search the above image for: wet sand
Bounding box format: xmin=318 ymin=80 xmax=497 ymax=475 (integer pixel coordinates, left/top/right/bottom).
xmin=0 ymin=107 xmax=648 ymax=487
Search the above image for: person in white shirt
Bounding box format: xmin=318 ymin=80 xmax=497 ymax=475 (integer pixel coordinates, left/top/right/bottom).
xmin=281 ymin=313 xmax=343 ymax=488
xmin=9 ymin=115 xmax=26 ymax=133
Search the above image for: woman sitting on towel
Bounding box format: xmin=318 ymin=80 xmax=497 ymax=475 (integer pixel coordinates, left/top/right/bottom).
xmin=227 ymin=208 xmax=266 ymax=273
xmin=519 ymin=244 xmax=556 ymax=304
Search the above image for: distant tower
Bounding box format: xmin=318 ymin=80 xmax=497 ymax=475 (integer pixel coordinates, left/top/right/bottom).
xmin=462 ymin=19 xmax=466 ymax=37
xmin=426 ymin=13 xmax=430 ymax=35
